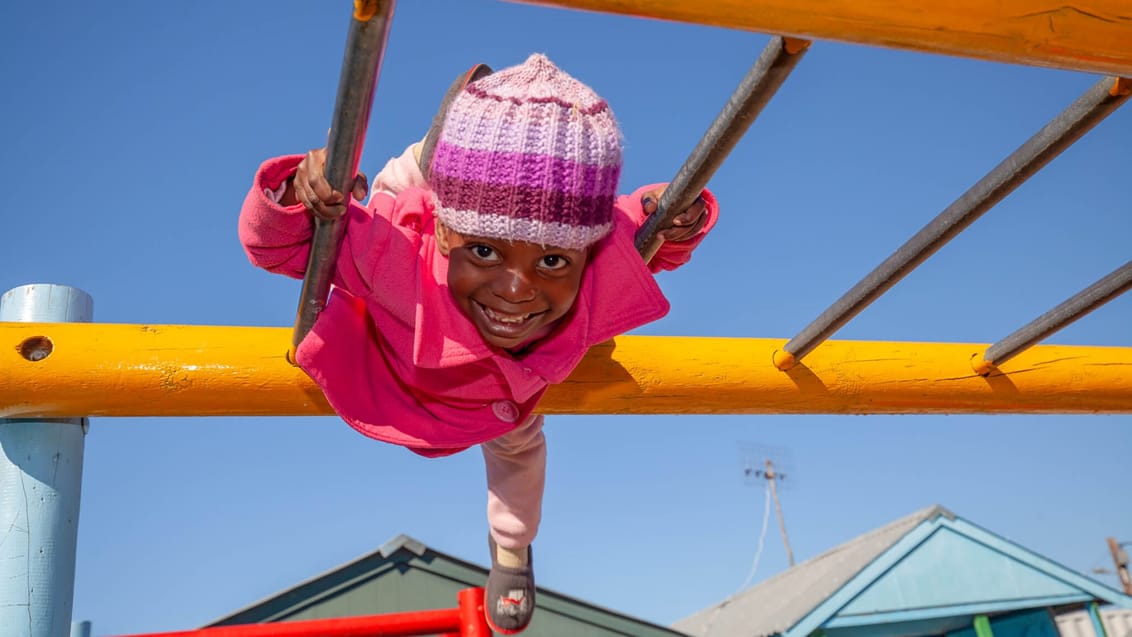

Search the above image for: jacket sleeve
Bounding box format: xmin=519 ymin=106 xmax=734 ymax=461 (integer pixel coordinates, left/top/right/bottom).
xmin=617 ymin=184 xmax=719 ymax=273
xmin=238 ymin=155 xmax=313 ymax=280
xmin=237 ymin=154 xmax=404 ymax=299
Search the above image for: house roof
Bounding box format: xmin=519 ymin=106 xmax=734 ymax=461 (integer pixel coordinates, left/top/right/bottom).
xmin=207 ymin=533 xmax=689 ymax=636
xmin=673 ymin=505 xmax=1132 ymax=637
xmin=673 ymin=505 xmax=949 ymax=637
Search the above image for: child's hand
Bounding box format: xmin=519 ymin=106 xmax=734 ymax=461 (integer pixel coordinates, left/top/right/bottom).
xmin=282 ymin=148 xmax=369 ymax=219
xmin=640 ymin=188 xmax=709 ymax=243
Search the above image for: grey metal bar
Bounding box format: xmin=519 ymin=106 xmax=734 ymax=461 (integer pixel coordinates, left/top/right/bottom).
xmin=635 ymin=37 xmax=810 ymax=261
xmin=291 ymin=1 xmax=397 ymax=352
xmin=976 ymin=260 xmax=1132 ymax=373
xmin=778 ymin=75 xmax=1130 ymax=369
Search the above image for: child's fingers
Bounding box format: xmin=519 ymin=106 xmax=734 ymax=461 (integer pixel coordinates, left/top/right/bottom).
xmin=292 ymin=170 xmax=315 ymax=210
xmin=683 ymin=209 xmax=709 ymax=234
xmin=294 ymin=170 xmax=345 ymax=219
xmin=657 ymin=226 xmax=688 ymax=242
xmin=295 ymin=148 xmax=356 ymax=218
xmin=670 ymin=195 xmax=707 ymax=227
xmin=640 ymin=188 xmax=663 ymax=215
xmin=658 ymin=204 xmax=708 ymax=242
xmin=309 ymin=172 xmax=342 ymax=206
xmin=306 ymin=188 xmax=346 ymax=219
xmin=352 ymin=172 xmax=369 ymax=201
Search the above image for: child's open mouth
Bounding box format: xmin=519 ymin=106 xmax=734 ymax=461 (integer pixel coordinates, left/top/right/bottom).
xmin=475 ymin=302 xmax=544 ymax=341
xmin=485 ymin=307 xmax=532 ymax=324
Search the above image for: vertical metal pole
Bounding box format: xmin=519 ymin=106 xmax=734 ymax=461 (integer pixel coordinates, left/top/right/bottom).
xmin=1 ymin=284 xmax=93 ymax=637
xmin=457 ymin=587 xmax=490 ymax=637
xmin=1088 ymin=602 xmax=1111 ymax=637
xmin=69 ymin=621 xmax=92 ymax=637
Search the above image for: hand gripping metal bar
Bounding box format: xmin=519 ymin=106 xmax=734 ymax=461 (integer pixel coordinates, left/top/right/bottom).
xmin=291 ymin=0 xmax=396 ymax=355
xmin=634 ymin=37 xmax=810 ymax=261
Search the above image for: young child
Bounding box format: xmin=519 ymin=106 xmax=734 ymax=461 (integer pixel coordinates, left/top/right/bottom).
xmin=239 ymin=53 xmax=717 ymax=634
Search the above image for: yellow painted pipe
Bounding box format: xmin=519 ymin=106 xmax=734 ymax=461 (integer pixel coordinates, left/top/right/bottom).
xmin=516 ymin=0 xmax=1132 ymax=77
xmin=1 ymin=322 xmax=1130 ymax=418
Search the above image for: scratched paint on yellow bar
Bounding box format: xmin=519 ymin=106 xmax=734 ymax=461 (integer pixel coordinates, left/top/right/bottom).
xmin=518 ymin=0 xmax=1132 ymax=76
xmin=1 ymin=322 xmax=1130 ymax=418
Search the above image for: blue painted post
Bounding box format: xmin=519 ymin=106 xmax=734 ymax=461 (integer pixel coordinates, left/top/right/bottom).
xmin=1088 ymin=602 xmax=1110 ymax=637
xmin=1 ymin=284 xmax=93 ymax=637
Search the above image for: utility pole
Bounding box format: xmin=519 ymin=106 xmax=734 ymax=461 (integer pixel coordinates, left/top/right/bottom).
xmin=764 ymin=459 xmax=795 ymax=566
xmin=740 ymin=446 xmax=797 ymax=568
xmin=1107 ymin=537 xmax=1132 ymax=595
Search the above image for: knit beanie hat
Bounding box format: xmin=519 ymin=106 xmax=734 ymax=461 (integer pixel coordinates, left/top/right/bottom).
xmin=430 ymin=53 xmax=623 ymax=250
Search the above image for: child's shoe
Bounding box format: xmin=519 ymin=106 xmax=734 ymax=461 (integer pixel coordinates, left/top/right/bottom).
xmin=485 ymin=534 xmax=536 ymax=634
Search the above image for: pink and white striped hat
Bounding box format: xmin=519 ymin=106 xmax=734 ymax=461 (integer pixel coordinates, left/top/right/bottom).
xmin=430 ymin=54 xmax=622 ymax=250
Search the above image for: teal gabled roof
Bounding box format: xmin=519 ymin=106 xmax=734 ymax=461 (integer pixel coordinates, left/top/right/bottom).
xmin=674 ymin=505 xmax=1132 ymax=637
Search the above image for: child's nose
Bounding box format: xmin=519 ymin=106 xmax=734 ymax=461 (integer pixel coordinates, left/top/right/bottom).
xmin=494 ymin=268 xmax=537 ymax=303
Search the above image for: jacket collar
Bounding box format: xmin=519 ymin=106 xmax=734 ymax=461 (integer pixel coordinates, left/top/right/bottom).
xmin=410 ymin=192 xmax=669 ymax=383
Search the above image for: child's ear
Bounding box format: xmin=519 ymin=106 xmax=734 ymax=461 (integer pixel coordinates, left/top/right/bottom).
xmin=435 ymin=222 xmax=452 ymax=256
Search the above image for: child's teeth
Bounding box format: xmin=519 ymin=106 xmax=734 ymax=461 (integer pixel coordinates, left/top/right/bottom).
xmin=487 ymin=308 xmax=529 ymax=323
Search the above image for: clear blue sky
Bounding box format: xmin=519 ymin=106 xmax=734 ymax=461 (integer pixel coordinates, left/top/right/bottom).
xmin=3 ymin=1 xmax=1130 ymax=635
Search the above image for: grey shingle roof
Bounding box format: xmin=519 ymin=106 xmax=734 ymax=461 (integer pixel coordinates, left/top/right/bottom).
xmin=672 ymin=505 xmax=953 ymax=637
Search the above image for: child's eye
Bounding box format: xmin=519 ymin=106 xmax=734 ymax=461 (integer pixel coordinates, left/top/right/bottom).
xmin=540 ymin=255 xmax=569 ymax=270
xmin=470 ymin=244 xmax=499 ymax=262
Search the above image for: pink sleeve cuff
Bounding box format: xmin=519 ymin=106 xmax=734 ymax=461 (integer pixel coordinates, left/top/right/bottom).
xmin=239 ymin=155 xmax=316 ymax=279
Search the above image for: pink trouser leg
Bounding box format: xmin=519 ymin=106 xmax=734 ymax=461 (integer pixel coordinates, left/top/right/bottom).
xmin=481 ymin=414 xmax=546 ymax=550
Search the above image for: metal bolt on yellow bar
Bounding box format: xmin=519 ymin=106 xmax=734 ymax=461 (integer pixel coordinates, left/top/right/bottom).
xmin=517 ymin=0 xmax=1132 ymax=76
xmin=971 ymin=356 xmax=996 ymax=377
xmin=2 ymin=322 xmax=1131 ymax=418
xmin=771 ymin=349 xmax=796 ymax=371
xmin=1113 ymin=77 xmax=1132 ymax=97
xmin=782 ymin=37 xmax=811 ymax=56
xmin=354 ymin=0 xmax=382 ymax=21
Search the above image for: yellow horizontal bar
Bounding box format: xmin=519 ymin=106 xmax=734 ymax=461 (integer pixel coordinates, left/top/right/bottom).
xmin=2 ymin=322 xmax=1130 ymax=418
xmin=518 ymin=0 xmax=1132 ymax=76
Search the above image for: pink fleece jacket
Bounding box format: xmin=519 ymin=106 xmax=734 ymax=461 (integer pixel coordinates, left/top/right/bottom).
xmin=239 ymin=154 xmax=717 ymax=455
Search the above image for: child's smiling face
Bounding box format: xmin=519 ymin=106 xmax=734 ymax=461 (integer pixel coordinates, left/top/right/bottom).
xmin=437 ymin=224 xmax=589 ymax=350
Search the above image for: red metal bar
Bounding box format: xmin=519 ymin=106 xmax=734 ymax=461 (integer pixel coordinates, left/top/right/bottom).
xmin=457 ymin=587 xmax=491 ymax=637
xmin=111 ymin=588 xmax=490 ymax=637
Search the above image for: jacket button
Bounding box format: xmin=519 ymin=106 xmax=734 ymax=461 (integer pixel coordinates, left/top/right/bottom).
xmin=492 ymin=400 xmax=519 ymax=423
